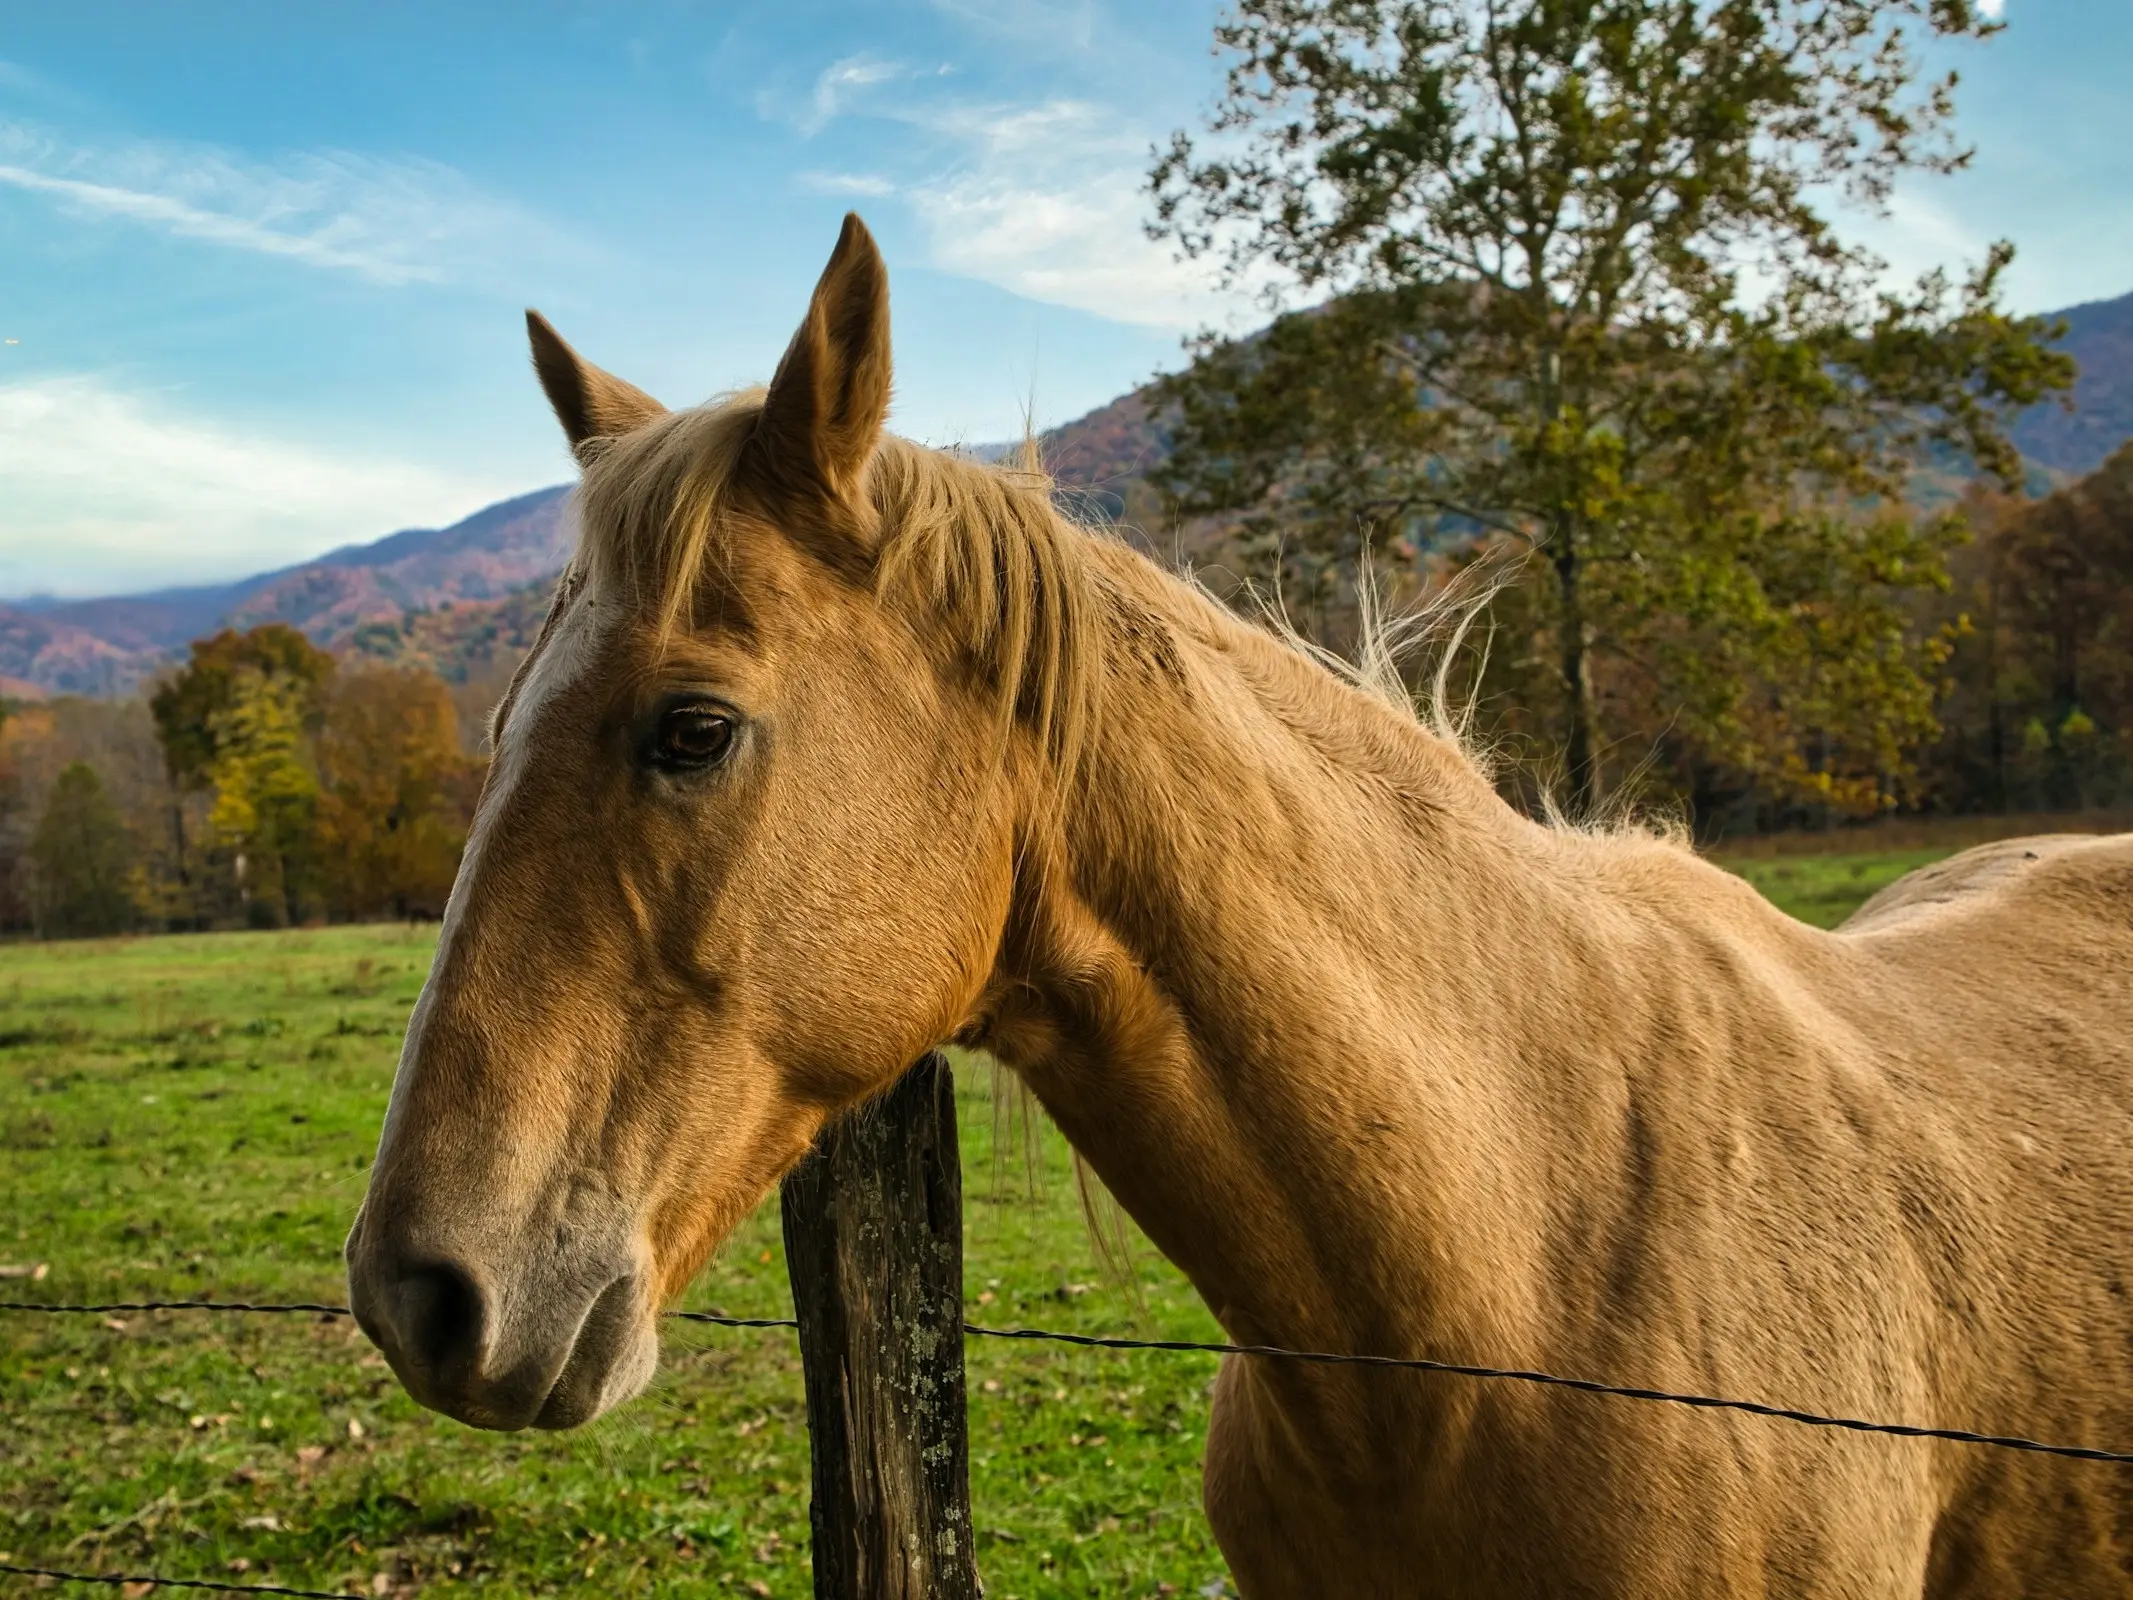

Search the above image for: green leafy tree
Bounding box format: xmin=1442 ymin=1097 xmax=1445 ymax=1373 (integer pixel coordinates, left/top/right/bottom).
xmin=207 ymin=670 xmax=323 ymax=927
xmin=150 ymin=624 xmax=333 ymax=922
xmin=28 ymin=762 xmax=138 ymax=939
xmin=1151 ymin=0 xmax=2074 ymax=814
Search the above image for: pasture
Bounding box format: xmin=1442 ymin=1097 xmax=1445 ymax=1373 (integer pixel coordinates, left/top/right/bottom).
xmin=0 ymin=847 xmax=1939 ymax=1595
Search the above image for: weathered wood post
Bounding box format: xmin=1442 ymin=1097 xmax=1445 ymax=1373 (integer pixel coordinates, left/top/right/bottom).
xmin=780 ymin=1051 xmax=981 ymax=1599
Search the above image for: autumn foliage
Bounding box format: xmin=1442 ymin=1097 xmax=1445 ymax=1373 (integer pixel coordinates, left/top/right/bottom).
xmin=315 ymin=665 xmax=479 ymax=920
xmin=1 ymin=627 xmax=484 ymax=935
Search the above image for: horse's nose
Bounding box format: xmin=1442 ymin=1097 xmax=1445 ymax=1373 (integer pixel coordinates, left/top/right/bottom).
xmin=363 ymin=1255 xmax=489 ymax=1390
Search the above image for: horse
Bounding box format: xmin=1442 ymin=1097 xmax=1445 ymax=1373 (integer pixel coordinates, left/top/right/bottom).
xmin=345 ymin=213 xmax=2133 ymax=1597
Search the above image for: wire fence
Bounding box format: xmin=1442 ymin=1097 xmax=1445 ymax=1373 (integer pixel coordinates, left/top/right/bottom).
xmin=0 ymin=1561 xmax=346 ymax=1598
xmin=5 ymin=1292 xmax=2131 ymax=1595
xmin=8 ymin=1297 xmax=2131 ymax=1462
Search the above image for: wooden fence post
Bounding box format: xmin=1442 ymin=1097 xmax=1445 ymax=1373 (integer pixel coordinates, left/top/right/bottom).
xmin=780 ymin=1051 xmax=981 ymax=1599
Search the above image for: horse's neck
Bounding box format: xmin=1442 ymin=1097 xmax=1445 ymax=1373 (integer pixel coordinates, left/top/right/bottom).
xmin=982 ymin=575 xmax=1644 ymax=1363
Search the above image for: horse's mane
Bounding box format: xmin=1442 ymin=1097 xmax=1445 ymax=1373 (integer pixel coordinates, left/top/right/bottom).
xmin=572 ymin=393 xmax=1100 ymax=789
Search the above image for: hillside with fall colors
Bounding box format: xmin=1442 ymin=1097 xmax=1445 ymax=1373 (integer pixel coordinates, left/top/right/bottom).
xmin=0 ymin=488 xmax=571 ymax=697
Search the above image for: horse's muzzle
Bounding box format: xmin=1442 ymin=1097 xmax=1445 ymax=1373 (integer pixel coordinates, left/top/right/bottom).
xmin=345 ymin=1213 xmax=657 ymax=1431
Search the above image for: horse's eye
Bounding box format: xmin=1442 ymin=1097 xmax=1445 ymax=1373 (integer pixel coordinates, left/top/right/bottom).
xmin=652 ymin=706 xmax=734 ymax=771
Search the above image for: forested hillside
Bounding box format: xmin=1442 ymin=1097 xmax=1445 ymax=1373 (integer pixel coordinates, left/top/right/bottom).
xmin=0 ymin=488 xmax=570 ymax=695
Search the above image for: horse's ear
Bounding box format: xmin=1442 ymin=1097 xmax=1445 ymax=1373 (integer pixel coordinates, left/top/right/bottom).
xmin=755 ymin=212 xmax=891 ymax=504
xmin=525 ymin=311 xmax=667 ymax=462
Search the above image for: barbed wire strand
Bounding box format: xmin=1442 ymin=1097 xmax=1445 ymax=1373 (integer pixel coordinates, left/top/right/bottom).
xmin=0 ymin=1560 xmax=345 ymax=1597
xmin=5 ymin=1298 xmax=2128 ymax=1464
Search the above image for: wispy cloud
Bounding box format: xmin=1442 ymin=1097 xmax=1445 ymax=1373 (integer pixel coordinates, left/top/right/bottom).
xmin=809 ymin=55 xmax=908 ymax=134
xmin=928 ymin=0 xmax=1098 ymax=50
xmin=801 ymin=170 xmax=899 ymax=198
xmin=0 ymin=122 xmax=555 ymax=287
xmin=813 ymin=95 xmax=1255 ymax=331
xmin=765 ymin=55 xmax=955 ymax=137
xmin=0 ymin=375 xmax=518 ymax=596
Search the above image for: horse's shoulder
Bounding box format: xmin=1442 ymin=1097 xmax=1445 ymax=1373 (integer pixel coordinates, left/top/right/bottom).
xmin=1840 ymin=832 xmax=2133 ymax=935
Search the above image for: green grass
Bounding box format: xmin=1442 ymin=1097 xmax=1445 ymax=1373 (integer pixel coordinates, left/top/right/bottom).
xmin=1714 ymin=847 xmax=1957 ymax=929
xmin=0 ymin=927 xmax=1229 ymax=1598
xmin=0 ymin=846 xmax=1954 ymax=1595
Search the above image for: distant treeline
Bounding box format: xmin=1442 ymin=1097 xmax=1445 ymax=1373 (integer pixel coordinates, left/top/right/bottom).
xmin=1175 ymin=442 xmax=2133 ymax=837
xmin=0 ymin=625 xmax=480 ymax=939
xmin=1927 ymin=445 xmax=2133 ymax=818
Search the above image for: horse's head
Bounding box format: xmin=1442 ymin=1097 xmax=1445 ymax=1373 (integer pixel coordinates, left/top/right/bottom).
xmin=345 ymin=214 xmax=1089 ymax=1429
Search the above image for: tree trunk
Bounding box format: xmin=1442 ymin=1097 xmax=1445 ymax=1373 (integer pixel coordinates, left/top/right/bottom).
xmin=780 ymin=1053 xmax=981 ymax=1600
xmin=1552 ymin=533 xmax=1602 ymax=816
xmin=168 ymin=797 xmax=193 ymax=927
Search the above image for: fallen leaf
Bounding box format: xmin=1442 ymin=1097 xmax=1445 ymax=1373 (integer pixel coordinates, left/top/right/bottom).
xmin=346 ymin=1417 xmax=366 ymax=1440
xmin=103 ymin=1318 xmax=127 ymax=1332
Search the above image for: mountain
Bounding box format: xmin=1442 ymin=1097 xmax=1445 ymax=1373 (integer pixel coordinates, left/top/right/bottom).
xmin=2008 ymin=288 xmax=2133 ymax=477
xmin=0 ymin=487 xmax=572 ymax=696
xmin=7 ymin=284 xmax=2130 ymax=701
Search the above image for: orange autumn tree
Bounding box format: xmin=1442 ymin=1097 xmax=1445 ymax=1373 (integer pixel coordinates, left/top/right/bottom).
xmin=315 ymin=663 xmax=480 ymax=919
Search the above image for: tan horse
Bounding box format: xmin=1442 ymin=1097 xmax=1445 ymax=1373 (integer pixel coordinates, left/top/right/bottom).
xmin=346 ymin=214 xmax=2133 ymax=1597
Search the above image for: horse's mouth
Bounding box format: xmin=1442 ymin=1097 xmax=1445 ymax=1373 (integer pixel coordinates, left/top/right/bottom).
xmin=529 ymin=1274 xmax=660 ymax=1429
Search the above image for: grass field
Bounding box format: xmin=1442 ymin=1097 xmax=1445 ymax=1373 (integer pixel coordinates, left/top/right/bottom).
xmin=0 ymin=846 xmax=1950 ymax=1595
xmin=1714 ymin=848 xmax=1956 ymax=929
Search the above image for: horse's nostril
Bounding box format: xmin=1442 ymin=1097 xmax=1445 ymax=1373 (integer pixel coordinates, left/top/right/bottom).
xmin=388 ymin=1260 xmax=486 ymax=1381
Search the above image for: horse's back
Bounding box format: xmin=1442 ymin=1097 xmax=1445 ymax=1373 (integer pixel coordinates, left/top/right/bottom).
xmin=1841 ymin=832 xmax=2133 ymax=935
xmin=1830 ymin=834 xmax=2133 ymax=1596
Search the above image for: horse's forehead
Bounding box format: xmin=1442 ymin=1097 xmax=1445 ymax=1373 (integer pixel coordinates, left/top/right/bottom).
xmin=519 ymin=590 xmax=609 ymax=725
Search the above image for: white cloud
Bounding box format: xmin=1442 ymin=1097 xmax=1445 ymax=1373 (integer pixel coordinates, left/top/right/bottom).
xmin=0 ymin=375 xmax=518 ymax=596
xmin=801 ymin=170 xmax=899 ymax=198
xmin=766 ymin=55 xmax=956 ymax=138
xmin=0 ymin=122 xmax=553 ymax=287
xmin=928 ymin=0 xmax=1098 ymax=50
xmin=809 ymin=56 xmax=908 ymax=134
xmin=1980 ymin=0 xmax=2004 ymax=17
xmin=887 ymin=98 xmax=1258 ymax=331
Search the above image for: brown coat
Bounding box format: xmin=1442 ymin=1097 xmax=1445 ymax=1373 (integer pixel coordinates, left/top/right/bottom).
xmin=348 ymin=214 xmax=2133 ymax=1597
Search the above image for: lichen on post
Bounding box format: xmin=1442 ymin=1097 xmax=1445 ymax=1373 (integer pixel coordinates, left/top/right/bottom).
xmin=780 ymin=1051 xmax=981 ymax=1599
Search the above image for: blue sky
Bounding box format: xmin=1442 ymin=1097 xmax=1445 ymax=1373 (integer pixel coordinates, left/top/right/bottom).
xmin=1 ymin=0 xmax=2128 ymax=597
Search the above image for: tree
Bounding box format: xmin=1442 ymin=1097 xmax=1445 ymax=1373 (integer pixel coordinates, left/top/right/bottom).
xmin=1927 ymin=446 xmax=2133 ymax=811
xmin=207 ymin=670 xmax=323 ymax=927
xmin=315 ymin=664 xmax=478 ymax=920
xmin=28 ymin=762 xmax=138 ymax=938
xmin=1151 ymin=0 xmax=2073 ymax=814
xmin=150 ymin=625 xmax=333 ymax=924
xmin=150 ymin=624 xmax=335 ymax=788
